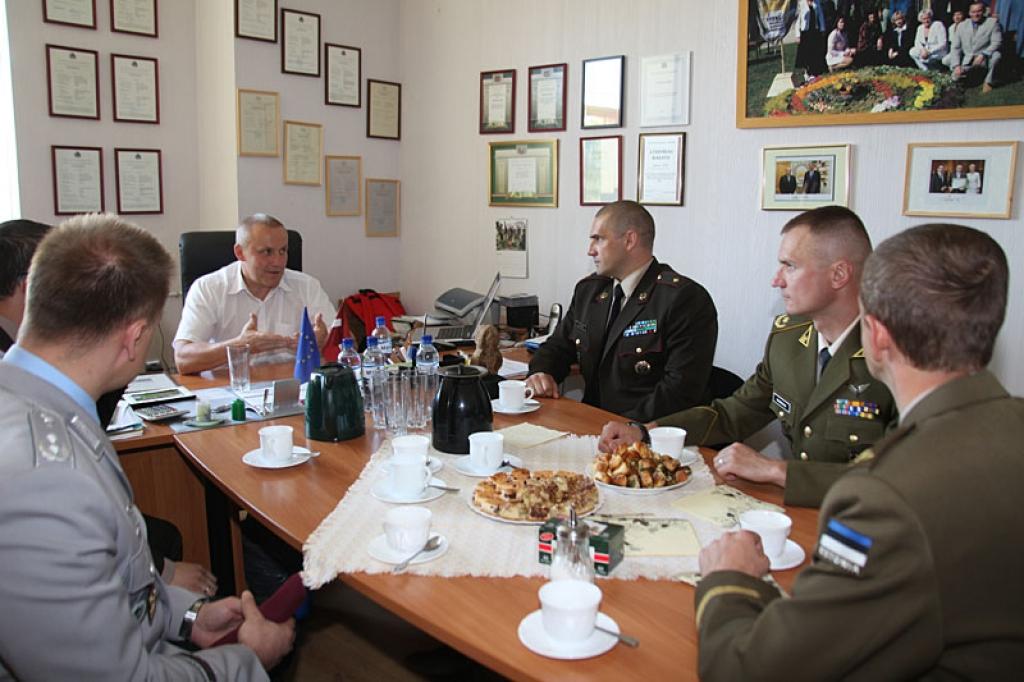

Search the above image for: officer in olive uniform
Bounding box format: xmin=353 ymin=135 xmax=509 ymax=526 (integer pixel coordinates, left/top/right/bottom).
xmin=528 ymin=201 xmax=718 ymax=422
xmin=695 ymin=224 xmax=1024 ymax=679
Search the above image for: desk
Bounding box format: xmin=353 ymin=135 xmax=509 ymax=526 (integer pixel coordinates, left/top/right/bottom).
xmin=167 ymin=374 xmax=816 ymax=682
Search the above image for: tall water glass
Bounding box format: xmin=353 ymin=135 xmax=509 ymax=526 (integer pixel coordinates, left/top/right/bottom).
xmin=368 ymin=365 xmax=388 ymax=429
xmin=227 ymin=343 xmax=251 ymax=393
xmin=405 ymin=371 xmax=428 ymax=430
xmin=384 ymin=370 xmax=408 ymax=436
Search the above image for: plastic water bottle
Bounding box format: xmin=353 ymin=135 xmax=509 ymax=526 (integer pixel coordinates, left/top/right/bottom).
xmin=362 ymin=337 xmax=386 ymax=425
xmin=338 ymin=337 xmax=362 ymax=387
xmin=413 ymin=335 xmax=440 ymax=427
xmin=371 ymin=316 xmax=393 ymax=359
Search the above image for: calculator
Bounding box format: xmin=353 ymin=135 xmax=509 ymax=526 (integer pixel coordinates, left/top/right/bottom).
xmin=135 ymin=404 xmax=189 ymax=421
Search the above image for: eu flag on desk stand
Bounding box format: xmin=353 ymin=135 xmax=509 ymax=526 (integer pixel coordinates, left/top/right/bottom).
xmin=294 ymin=307 xmax=320 ymax=383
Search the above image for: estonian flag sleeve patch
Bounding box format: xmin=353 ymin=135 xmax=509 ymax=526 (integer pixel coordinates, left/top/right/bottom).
xmin=816 ymin=518 xmax=872 ymax=575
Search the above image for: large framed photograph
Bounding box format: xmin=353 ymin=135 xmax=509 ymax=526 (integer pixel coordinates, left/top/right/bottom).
xmin=281 ymin=8 xmax=320 ymax=77
xmin=739 ymin=1 xmax=1024 ymax=127
xmin=46 ymin=45 xmax=99 ymax=120
xmin=903 ymin=141 xmax=1018 ymax=219
xmin=114 ymin=148 xmax=162 ymax=214
xmin=51 ymin=145 xmax=104 ymax=215
xmin=325 ymin=155 xmax=361 ymax=216
xmin=111 ymin=0 xmax=158 ymax=37
xmin=325 ymin=43 xmax=360 ymax=107
xmin=528 ymin=63 xmax=567 ymax=132
xmin=283 ymin=120 xmax=322 ymax=185
xmin=365 ymin=178 xmax=400 ymax=237
xmin=761 ymin=144 xmax=850 ymax=210
xmin=480 ymin=69 xmax=516 ymax=134
xmin=489 ymin=139 xmax=559 ymax=208
xmin=111 ymin=54 xmax=159 ymax=123
xmin=237 ymin=89 xmax=279 ymax=157
xmin=235 ymin=0 xmax=277 ymax=42
xmin=640 ymin=53 xmax=691 ymax=127
xmin=638 ymin=132 xmax=685 ymax=206
xmin=367 ymin=79 xmax=401 ymax=140
xmin=44 ymin=0 xmax=96 ymax=28
xmin=579 ymin=135 xmax=622 ymax=206
xmin=582 ymin=55 xmax=624 ymax=129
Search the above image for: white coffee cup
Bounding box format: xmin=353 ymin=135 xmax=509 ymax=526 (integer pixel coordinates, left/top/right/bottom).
xmin=259 ymin=425 xmax=293 ymax=463
xmin=498 ymin=380 xmax=535 ymax=410
xmin=389 ymin=458 xmax=432 ymax=500
xmin=649 ymin=426 xmax=686 ymax=460
xmin=383 ymin=506 xmax=432 ymax=553
xmin=468 ymin=431 xmax=504 ymax=472
xmin=538 ymin=580 xmax=602 ymax=643
xmin=739 ymin=510 xmax=793 ymax=558
xmin=392 ymin=434 xmax=430 ymax=464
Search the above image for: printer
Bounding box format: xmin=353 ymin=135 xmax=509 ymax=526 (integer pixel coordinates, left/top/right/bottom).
xmin=498 ymin=293 xmax=539 ymax=329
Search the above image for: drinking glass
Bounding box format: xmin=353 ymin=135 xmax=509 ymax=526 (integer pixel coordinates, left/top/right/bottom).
xmin=227 ymin=343 xmax=251 ymax=393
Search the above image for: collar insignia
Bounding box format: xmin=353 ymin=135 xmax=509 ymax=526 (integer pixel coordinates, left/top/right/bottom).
xmin=798 ymin=326 xmax=813 ymax=347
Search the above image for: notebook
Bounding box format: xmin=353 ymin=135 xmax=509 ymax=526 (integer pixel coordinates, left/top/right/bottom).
xmin=412 ymin=273 xmax=502 ymax=343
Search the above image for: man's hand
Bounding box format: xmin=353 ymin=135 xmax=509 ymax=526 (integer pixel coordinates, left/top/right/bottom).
xmin=191 ymin=597 xmax=244 ymax=648
xmin=237 ymin=590 xmax=296 ymax=670
xmin=313 ymin=313 xmax=328 ymax=348
xmin=598 ymin=421 xmax=645 ymax=453
xmin=711 ymin=442 xmax=787 ymax=488
xmin=236 ymin=313 xmax=295 ymax=353
xmin=168 ymin=560 xmax=217 ymax=597
xmin=526 ymin=372 xmax=559 ymax=399
xmin=972 ymin=54 xmax=985 ymax=67
xmin=699 ymin=530 xmax=770 ymax=578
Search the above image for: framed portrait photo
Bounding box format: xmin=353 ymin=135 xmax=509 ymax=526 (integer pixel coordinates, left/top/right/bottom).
xmin=47 ymin=45 xmax=100 ymax=120
xmin=111 ymin=0 xmax=158 ymax=37
xmin=235 ymin=0 xmax=277 ymax=42
xmin=325 ymin=43 xmax=361 ymax=107
xmin=762 ymin=144 xmax=851 ymax=210
xmin=365 ymin=178 xmax=400 ymax=237
xmin=528 ymin=63 xmax=566 ymax=132
xmin=480 ymin=69 xmax=516 ymax=134
xmin=114 ymin=148 xmax=162 ymax=214
xmin=111 ymin=54 xmax=159 ymax=123
xmin=51 ymin=145 xmax=104 ymax=215
xmin=43 ymin=0 xmax=96 ymax=29
xmin=903 ymin=141 xmax=1018 ymax=219
xmin=582 ymin=55 xmax=624 ymax=129
xmin=638 ymin=132 xmax=685 ymax=206
xmin=367 ymin=79 xmax=401 ymax=140
xmin=281 ymin=8 xmax=320 ymax=77
xmin=579 ymin=135 xmax=622 ymax=206
xmin=489 ymin=139 xmax=559 ymax=208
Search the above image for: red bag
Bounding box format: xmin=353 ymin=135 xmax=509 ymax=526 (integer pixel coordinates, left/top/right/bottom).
xmin=322 ymin=289 xmax=405 ymax=361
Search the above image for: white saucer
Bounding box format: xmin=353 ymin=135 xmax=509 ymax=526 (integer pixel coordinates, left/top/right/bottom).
xmin=491 ymin=398 xmax=541 ymax=415
xmin=517 ymin=610 xmax=618 ymax=660
xmin=371 ymin=477 xmax=448 ymax=504
xmin=242 ymin=447 xmax=312 ymax=469
xmin=454 ymin=454 xmax=524 ymax=477
xmin=367 ymin=532 xmax=449 ymax=566
xmin=769 ymin=539 xmax=806 ymax=571
xmin=382 ymin=455 xmax=444 ymax=475
xmin=183 ymin=417 xmax=226 ymax=429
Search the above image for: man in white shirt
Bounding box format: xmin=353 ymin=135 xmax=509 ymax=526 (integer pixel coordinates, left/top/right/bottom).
xmin=174 ymin=214 xmax=336 ymax=373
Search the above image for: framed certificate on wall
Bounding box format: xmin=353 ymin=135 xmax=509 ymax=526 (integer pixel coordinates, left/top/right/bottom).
xmin=237 ymin=88 xmax=279 ymax=157
xmin=111 ymin=0 xmax=158 ymax=37
xmin=326 ymin=155 xmax=361 ymax=216
xmin=44 ymin=0 xmax=96 ymax=29
xmin=281 ymin=8 xmax=320 ymax=77
xmin=528 ymin=63 xmax=566 ymax=132
xmin=479 ymin=69 xmax=515 ymax=134
xmin=365 ymin=178 xmax=399 ymax=237
xmin=283 ymin=120 xmax=323 ymax=185
xmin=325 ymin=43 xmax=361 ymax=107
xmin=47 ymin=45 xmax=100 ymax=119
xmin=367 ymin=79 xmax=401 ymax=140
xmin=235 ymin=0 xmax=277 ymax=42
xmin=111 ymin=54 xmax=159 ymax=123
xmin=52 ymin=145 xmax=104 ymax=215
xmin=115 ymin=148 xmax=163 ymax=214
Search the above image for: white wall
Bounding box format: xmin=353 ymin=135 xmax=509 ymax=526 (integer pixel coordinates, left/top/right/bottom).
xmin=398 ymin=0 xmax=1024 ymax=394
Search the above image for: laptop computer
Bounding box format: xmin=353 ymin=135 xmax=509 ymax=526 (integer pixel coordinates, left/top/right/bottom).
xmin=412 ymin=273 xmax=502 ymax=343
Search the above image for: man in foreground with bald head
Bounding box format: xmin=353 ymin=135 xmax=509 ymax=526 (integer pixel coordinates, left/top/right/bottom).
xmin=600 ymin=206 xmax=897 ymax=506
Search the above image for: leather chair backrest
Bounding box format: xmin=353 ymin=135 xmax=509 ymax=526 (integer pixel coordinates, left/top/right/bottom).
xmin=708 ymin=365 xmax=744 ymax=400
xmin=178 ymin=230 xmax=303 ymax=300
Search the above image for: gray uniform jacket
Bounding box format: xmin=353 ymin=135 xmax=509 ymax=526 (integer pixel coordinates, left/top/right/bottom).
xmin=0 ymin=363 xmax=266 ymax=681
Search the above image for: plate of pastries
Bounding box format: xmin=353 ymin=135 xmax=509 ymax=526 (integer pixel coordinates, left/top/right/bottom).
xmin=470 ymin=469 xmax=601 ymax=524
xmin=590 ymin=442 xmax=690 ymax=495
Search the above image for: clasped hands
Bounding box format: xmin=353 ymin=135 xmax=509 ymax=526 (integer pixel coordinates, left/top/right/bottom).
xmin=235 ymin=312 xmax=327 ymax=353
xmin=191 ymin=590 xmax=295 ymax=670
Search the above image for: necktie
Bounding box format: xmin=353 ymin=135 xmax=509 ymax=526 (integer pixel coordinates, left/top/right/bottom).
xmin=605 ymin=284 xmax=625 ymax=336
xmin=818 ymin=347 xmax=832 ymax=380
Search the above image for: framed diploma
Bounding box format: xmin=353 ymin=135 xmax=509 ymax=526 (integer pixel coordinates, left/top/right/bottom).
xmin=580 ymin=136 xmax=622 ymax=206
xmin=281 ymin=9 xmax=320 ymax=77
xmin=582 ymin=55 xmax=624 ymax=129
xmin=283 ymin=120 xmax=322 ymax=185
xmin=528 ymin=63 xmax=566 ymax=133
xmin=235 ymin=0 xmax=276 ymax=42
xmin=46 ymin=45 xmax=99 ymax=120
xmin=367 ymin=79 xmax=401 ymax=140
xmin=479 ymin=69 xmax=515 ymax=134
xmin=51 ymin=146 xmax=104 ymax=215
xmin=640 ymin=53 xmax=690 ymax=127
xmin=488 ymin=139 xmax=559 ymax=208
xmin=325 ymin=43 xmax=361 ymax=107
xmin=111 ymin=0 xmax=158 ymax=37
xmin=111 ymin=54 xmax=159 ymax=123
xmin=365 ymin=178 xmax=399 ymax=237
xmin=325 ymin=155 xmax=362 ymax=216
xmin=114 ymin=148 xmax=162 ymax=214
xmin=43 ymin=0 xmax=96 ymax=28
xmin=237 ymin=88 xmax=279 ymax=157
xmin=638 ymin=132 xmax=685 ymax=206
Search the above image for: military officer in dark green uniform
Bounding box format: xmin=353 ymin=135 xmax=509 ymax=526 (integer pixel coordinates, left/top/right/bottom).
xmin=600 ymin=206 xmax=897 ymax=507
xmin=695 ymin=223 xmax=1024 ymax=680
xmin=527 ymin=200 xmax=718 ymax=422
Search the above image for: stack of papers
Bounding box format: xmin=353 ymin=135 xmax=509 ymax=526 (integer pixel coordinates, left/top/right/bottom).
xmin=106 ymin=402 xmax=143 ymax=437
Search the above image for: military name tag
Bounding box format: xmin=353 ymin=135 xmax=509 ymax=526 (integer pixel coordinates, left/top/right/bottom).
xmin=816 ymin=518 xmax=872 ymax=576
xmin=834 ymin=398 xmax=879 ymax=420
xmin=623 ymin=319 xmax=657 ymax=337
xmin=771 ymin=392 xmax=792 ymax=414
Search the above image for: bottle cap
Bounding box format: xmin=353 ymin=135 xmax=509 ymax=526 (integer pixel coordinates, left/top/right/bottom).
xmin=366 ymin=337 xmax=378 ymax=348
xmin=421 ymin=335 xmax=433 ymax=344
xmin=375 ymin=316 xmax=386 ymax=326
xmin=342 ymin=338 xmax=354 ymax=349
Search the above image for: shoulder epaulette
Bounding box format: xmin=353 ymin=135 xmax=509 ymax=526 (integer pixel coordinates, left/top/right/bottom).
xmin=770 ymin=314 xmax=813 ymax=334
xmin=655 ymin=268 xmax=684 ymax=287
xmin=28 ymin=407 xmax=75 ymax=469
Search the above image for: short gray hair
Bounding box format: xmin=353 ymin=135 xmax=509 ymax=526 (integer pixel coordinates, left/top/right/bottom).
xmin=236 ymin=213 xmax=285 ymax=247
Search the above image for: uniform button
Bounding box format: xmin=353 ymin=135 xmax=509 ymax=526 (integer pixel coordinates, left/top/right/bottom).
xmin=575 ymin=338 xmax=581 ymax=345
xmin=150 ymin=563 xmax=157 ymax=576
xmin=125 ymin=504 xmax=132 ymax=513
xmin=849 ymin=433 xmax=859 ymax=443
xmin=778 ymin=410 xmax=785 ymax=418
xmin=135 ymin=526 xmax=141 ymax=537
xmin=799 ymin=451 xmax=808 ymax=461
xmin=635 ymin=347 xmax=642 ymax=354
xmin=803 ymin=426 xmax=812 ymax=438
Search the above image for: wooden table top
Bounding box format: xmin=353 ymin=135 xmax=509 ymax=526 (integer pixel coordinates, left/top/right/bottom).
xmin=167 ymin=365 xmax=819 ymax=682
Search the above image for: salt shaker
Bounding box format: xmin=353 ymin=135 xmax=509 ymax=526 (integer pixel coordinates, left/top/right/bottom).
xmin=549 ymin=510 xmax=596 ymax=583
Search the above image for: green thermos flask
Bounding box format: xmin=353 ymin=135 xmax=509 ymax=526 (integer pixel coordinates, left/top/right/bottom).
xmin=305 ymin=363 xmax=365 ymax=442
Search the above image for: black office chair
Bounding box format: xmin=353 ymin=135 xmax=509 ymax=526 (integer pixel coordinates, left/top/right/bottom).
xmin=178 ymin=230 xmax=303 ymax=300
xmin=707 ymin=365 xmax=744 ymax=400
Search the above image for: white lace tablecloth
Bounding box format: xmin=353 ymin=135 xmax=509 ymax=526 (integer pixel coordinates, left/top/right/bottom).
xmin=302 ymin=432 xmax=737 ymax=588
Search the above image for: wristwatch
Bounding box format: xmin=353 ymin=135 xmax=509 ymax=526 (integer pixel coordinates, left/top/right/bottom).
xmin=627 ymin=421 xmax=651 ymax=444
xmin=179 ymin=597 xmax=209 ymax=641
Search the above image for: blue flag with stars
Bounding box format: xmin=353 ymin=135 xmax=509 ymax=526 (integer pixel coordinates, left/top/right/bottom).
xmin=294 ymin=307 xmax=320 ymax=382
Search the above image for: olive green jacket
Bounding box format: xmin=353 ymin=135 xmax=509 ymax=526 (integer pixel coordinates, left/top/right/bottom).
xmin=659 ymin=315 xmax=897 ymax=506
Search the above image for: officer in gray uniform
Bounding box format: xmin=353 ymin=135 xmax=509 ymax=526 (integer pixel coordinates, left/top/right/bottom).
xmin=0 ymin=214 xmax=292 ymax=681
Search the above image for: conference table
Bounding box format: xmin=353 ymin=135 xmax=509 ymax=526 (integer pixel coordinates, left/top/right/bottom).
xmin=116 ymin=363 xmax=818 ymax=681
